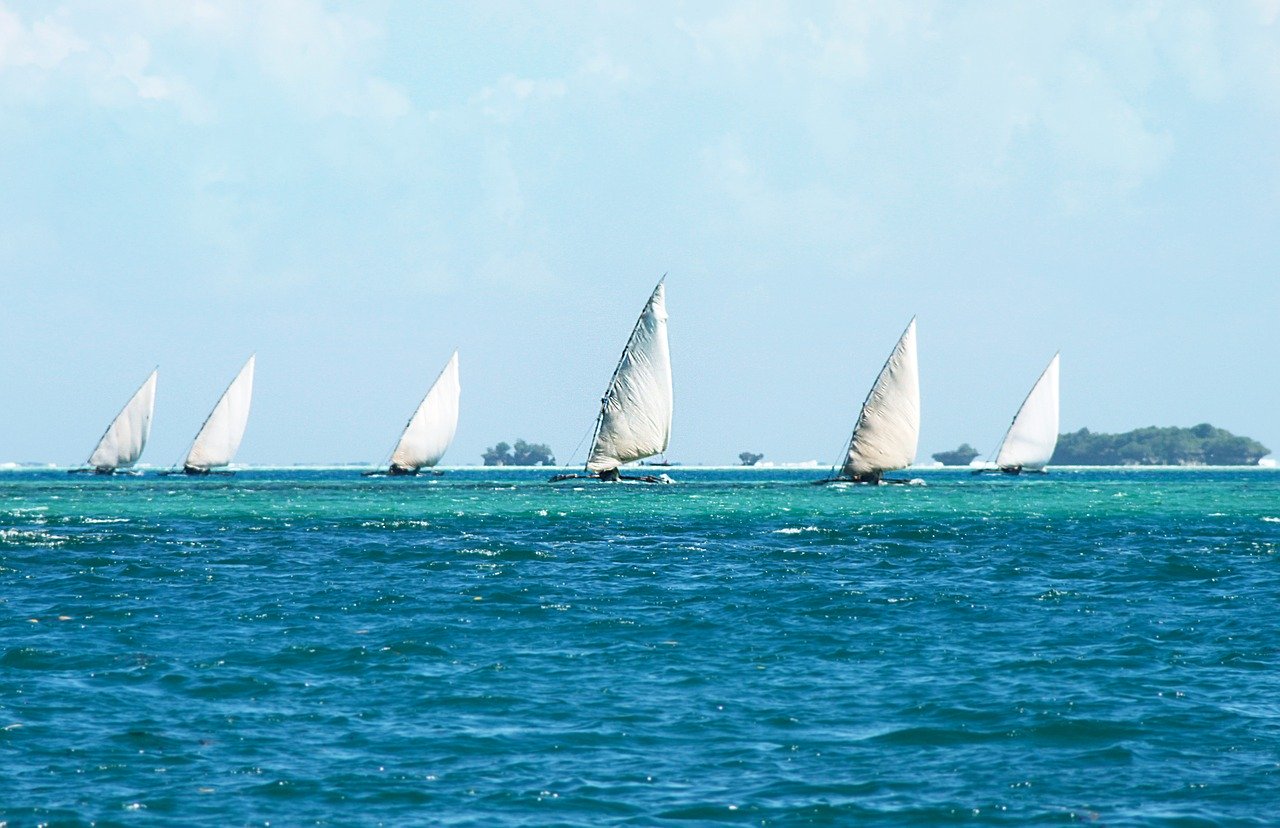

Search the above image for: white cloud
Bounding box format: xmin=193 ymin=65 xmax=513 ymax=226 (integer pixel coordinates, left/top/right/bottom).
xmin=0 ymin=6 xmax=84 ymax=69
xmin=90 ymin=33 xmax=209 ymax=119
xmin=472 ymin=74 xmax=566 ymax=125
xmin=675 ymin=2 xmax=1182 ymax=209
xmin=0 ymin=2 xmax=203 ymax=115
xmin=678 ymin=0 xmax=796 ymax=66
xmin=476 ymin=250 xmax=557 ymax=294
xmin=248 ymin=0 xmax=407 ymax=119
xmin=0 ymin=0 xmax=410 ymax=121
xmin=580 ymin=47 xmax=631 ymax=85
xmin=481 ymin=138 xmax=524 ymax=225
xmin=1032 ymin=51 xmax=1174 ymax=195
xmin=700 ymin=133 xmax=875 ymax=268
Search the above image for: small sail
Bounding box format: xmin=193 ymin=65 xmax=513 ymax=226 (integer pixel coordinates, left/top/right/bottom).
xmin=183 ymin=356 xmax=255 ymax=471
xmin=842 ymin=318 xmax=920 ymax=478
xmin=389 ymin=351 xmax=461 ymax=471
xmin=88 ymin=370 xmax=158 ymax=470
xmin=995 ymin=353 xmax=1060 ymax=470
xmin=586 ymin=281 xmax=673 ymax=473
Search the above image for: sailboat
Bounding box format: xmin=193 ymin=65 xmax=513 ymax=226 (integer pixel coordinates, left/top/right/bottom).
xmin=169 ymin=356 xmax=255 ymax=476
xmin=551 ymin=279 xmax=673 ymax=483
xmin=978 ymin=353 xmax=1060 ymax=475
xmin=365 ymin=350 xmax=461 ymax=476
xmin=817 ymin=317 xmax=920 ymax=485
xmin=73 ymin=369 xmax=158 ymax=474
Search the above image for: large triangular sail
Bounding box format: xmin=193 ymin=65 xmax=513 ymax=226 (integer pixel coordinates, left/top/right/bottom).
xmin=183 ymin=356 xmax=255 ymax=471
xmin=586 ymin=281 xmax=673 ymax=473
xmin=389 ymin=350 xmax=461 ymax=472
xmin=87 ymin=370 xmax=158 ymax=471
xmin=994 ymin=353 xmax=1060 ymax=471
xmin=842 ymin=318 xmax=920 ymax=479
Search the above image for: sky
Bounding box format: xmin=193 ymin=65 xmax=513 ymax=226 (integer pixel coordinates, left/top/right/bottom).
xmin=1 ymin=0 xmax=1277 ymax=466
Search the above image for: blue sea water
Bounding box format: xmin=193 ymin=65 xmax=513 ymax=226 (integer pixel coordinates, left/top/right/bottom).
xmin=2 ymin=467 xmax=1279 ymax=825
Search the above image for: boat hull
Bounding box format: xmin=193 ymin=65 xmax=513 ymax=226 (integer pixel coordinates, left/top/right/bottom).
xmin=549 ymin=471 xmax=673 ymax=484
xmin=814 ymin=474 xmax=917 ymax=486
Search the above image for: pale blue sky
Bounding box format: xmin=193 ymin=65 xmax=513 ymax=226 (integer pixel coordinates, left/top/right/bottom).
xmin=1 ymin=1 xmax=1277 ymax=466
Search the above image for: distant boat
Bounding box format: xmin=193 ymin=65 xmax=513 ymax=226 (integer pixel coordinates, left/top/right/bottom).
xmin=366 ymin=350 xmax=460 ymax=476
xmin=73 ymin=369 xmax=158 ymax=475
xmin=817 ymin=317 xmax=919 ymax=485
xmin=986 ymin=353 xmax=1060 ymax=475
xmin=173 ymin=356 xmax=255 ymax=476
xmin=551 ymin=280 xmax=673 ymax=483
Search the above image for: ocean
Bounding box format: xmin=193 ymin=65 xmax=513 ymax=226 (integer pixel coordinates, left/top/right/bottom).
xmin=2 ymin=467 xmax=1278 ymax=825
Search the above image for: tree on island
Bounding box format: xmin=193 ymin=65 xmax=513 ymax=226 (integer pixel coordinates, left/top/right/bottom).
xmin=739 ymin=452 xmax=764 ymax=466
xmin=932 ymin=443 xmax=980 ymax=466
xmin=1051 ymin=424 xmax=1269 ymax=466
xmin=482 ymin=439 xmax=556 ymax=466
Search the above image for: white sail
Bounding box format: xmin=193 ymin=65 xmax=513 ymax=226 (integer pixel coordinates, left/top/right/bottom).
xmin=842 ymin=318 xmax=920 ymax=478
xmin=389 ymin=351 xmax=461 ymax=471
xmin=183 ymin=356 xmax=255 ymax=470
xmin=586 ymin=281 xmax=673 ymax=472
xmin=995 ymin=353 xmax=1060 ymax=470
xmin=88 ymin=370 xmax=158 ymax=470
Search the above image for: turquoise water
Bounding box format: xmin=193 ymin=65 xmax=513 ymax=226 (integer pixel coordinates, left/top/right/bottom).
xmin=2 ymin=468 xmax=1278 ymax=825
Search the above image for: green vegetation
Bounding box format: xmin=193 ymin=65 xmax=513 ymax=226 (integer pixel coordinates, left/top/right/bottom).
xmin=739 ymin=452 xmax=764 ymax=466
xmin=932 ymin=443 xmax=980 ymax=466
xmin=1052 ymin=424 xmax=1270 ymax=466
xmin=482 ymin=440 xmax=556 ymax=466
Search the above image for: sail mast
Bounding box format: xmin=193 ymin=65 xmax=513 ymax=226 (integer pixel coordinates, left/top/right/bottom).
xmin=585 ymin=278 xmax=672 ymax=473
xmin=584 ymin=283 xmax=657 ymax=470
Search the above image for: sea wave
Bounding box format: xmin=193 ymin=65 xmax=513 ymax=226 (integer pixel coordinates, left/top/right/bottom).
xmin=0 ymin=528 xmax=68 ymax=546
xmin=1 ymin=468 xmax=1278 ymax=823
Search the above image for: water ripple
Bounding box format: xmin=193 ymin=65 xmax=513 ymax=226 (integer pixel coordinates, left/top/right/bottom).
xmin=1 ymin=468 xmax=1278 ymax=823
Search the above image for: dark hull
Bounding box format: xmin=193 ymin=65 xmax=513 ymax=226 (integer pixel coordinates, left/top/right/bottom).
xmin=155 ymin=467 xmax=234 ymax=477
xmin=361 ymin=467 xmax=445 ymax=477
xmin=549 ymin=472 xmax=673 ymax=484
xmin=813 ymin=474 xmax=912 ymax=486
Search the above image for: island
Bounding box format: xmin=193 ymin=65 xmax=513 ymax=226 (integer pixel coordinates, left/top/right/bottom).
xmin=739 ymin=452 xmax=764 ymax=466
xmin=932 ymin=444 xmax=980 ymax=466
xmin=482 ymin=440 xmax=556 ymax=466
xmin=1051 ymin=424 xmax=1270 ymax=466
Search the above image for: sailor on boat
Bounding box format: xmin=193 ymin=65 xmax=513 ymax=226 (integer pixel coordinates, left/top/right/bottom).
xmin=550 ymin=279 xmax=674 ymax=484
